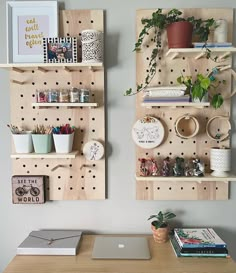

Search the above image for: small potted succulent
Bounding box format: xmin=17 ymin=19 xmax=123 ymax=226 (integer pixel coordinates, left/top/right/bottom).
xmin=148 ymin=210 xmax=176 ymax=243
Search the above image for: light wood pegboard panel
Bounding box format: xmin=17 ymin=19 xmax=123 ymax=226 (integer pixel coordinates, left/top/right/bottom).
xmin=135 ymin=9 xmax=234 ymax=200
xmin=10 ymin=10 xmax=105 ymax=200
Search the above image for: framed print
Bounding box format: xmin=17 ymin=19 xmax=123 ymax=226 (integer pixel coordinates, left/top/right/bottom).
xmin=7 ymin=1 xmax=58 ymax=63
xmin=43 ymin=37 xmax=77 ymax=63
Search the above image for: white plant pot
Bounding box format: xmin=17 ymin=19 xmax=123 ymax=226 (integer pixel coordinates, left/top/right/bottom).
xmin=210 ymin=148 xmax=231 ymax=177
xmin=12 ymin=131 xmax=33 ymax=153
xmin=53 ymin=132 xmax=74 ymax=153
xmin=81 ymin=29 xmax=103 ymax=63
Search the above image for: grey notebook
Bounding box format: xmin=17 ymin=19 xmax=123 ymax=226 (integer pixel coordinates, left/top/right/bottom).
xmin=92 ymin=236 xmax=151 ymax=260
xmin=17 ymin=230 xmax=82 ymax=255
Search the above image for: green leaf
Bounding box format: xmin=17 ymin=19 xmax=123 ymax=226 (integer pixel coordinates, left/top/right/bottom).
xmin=124 ymin=88 xmax=132 ymax=96
xmin=212 ymin=94 xmax=223 ymax=109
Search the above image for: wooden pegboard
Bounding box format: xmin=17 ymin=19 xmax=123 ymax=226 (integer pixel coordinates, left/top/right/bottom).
xmin=10 ymin=10 xmax=106 ymax=200
xmin=135 ymin=9 xmax=234 ymax=200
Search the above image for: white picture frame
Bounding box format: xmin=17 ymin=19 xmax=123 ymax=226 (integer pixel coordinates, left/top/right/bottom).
xmin=6 ymin=1 xmax=58 ymax=63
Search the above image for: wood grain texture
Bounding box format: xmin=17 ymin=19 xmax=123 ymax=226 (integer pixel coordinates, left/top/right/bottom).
xmin=135 ymin=9 xmax=234 ymax=200
xmin=3 ymin=235 xmax=236 ymax=273
xmin=10 ymin=10 xmax=105 ymax=200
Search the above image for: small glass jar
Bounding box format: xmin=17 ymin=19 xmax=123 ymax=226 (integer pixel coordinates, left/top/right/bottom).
xmin=79 ymin=89 xmax=90 ymax=103
xmin=59 ymin=89 xmax=69 ymax=103
xmin=70 ymin=88 xmax=80 ymax=103
xmin=36 ymin=89 xmax=47 ymax=103
xmin=48 ymin=89 xmax=59 ymax=103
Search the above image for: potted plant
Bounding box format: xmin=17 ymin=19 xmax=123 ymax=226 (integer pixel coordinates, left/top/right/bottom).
xmin=125 ymin=9 xmax=216 ymax=96
xmin=177 ymin=72 xmax=226 ymax=108
xmin=148 ymin=210 xmax=176 ymax=243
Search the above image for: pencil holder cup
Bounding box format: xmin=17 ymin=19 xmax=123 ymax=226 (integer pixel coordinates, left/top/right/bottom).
xmin=12 ymin=131 xmax=33 ymax=153
xmin=32 ymin=134 xmax=52 ymax=154
xmin=53 ymin=132 xmax=74 ymax=153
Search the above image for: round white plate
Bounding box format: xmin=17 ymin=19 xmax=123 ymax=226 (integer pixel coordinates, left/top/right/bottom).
xmin=83 ymin=140 xmax=104 ymax=160
xmin=132 ymin=116 xmax=165 ymax=149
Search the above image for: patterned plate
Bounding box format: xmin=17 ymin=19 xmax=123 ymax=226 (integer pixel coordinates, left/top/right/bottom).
xmin=83 ymin=140 xmax=104 ymax=161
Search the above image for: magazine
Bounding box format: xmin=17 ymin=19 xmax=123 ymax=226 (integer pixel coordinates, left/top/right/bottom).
xmin=174 ymin=228 xmax=227 ymax=248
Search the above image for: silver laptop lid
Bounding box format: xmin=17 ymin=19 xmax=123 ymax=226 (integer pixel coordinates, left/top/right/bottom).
xmin=92 ymin=236 xmax=151 ymax=260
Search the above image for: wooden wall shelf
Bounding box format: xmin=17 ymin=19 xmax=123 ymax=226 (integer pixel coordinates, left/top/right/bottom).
xmin=141 ymin=102 xmax=210 ymax=108
xmin=136 ymin=174 xmax=236 ymax=182
xmin=11 ymin=151 xmax=78 ymax=159
xmin=166 ymin=47 xmax=236 ymax=60
xmin=0 ymin=62 xmax=103 ymax=72
xmin=32 ymin=103 xmax=98 ymax=108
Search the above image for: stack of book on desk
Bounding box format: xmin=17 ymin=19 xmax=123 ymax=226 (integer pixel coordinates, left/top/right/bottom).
xmin=170 ymin=228 xmax=229 ymax=258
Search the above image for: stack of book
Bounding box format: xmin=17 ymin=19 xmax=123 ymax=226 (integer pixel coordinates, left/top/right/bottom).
xmin=142 ymin=86 xmax=190 ymax=104
xmin=171 ymin=228 xmax=229 ymax=258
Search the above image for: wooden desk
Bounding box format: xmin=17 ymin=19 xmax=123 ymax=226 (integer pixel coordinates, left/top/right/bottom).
xmin=3 ymin=235 xmax=236 ymax=273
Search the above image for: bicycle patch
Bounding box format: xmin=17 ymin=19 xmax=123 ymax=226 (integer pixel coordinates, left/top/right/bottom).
xmin=12 ymin=176 xmax=46 ymax=204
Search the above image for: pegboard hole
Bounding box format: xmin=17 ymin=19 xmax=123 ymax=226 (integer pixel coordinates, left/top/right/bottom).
xmin=81 ymin=141 xmax=84 ymax=144
xmin=78 ymin=20 xmax=82 ymax=23
xmin=92 ymin=129 xmax=95 ymax=133
xmin=55 ymin=70 xmax=58 ymax=73
xmin=32 ymin=82 xmax=35 ymax=85
xmin=21 ymin=106 xmax=24 ymax=109
xmin=21 ymin=118 xmax=24 ymax=121
xmin=158 ymin=81 xmax=161 ymax=85
xmin=192 ymin=187 xmax=195 ymax=190
xmin=146 ymin=57 xmax=149 ymax=61
xmin=93 ymin=175 xmax=96 ymax=179
xmin=67 ymin=82 xmax=71 ymax=85
xmin=181 ymin=187 xmax=183 ymax=190
xmin=169 ymin=141 xmax=172 ymax=144
xmin=33 ymin=118 xmax=36 ymax=121
xmin=92 ymin=118 xmax=95 ymax=121
xmin=32 ymin=106 xmax=35 ymax=109
xmin=204 ymin=187 xmax=207 ymax=190
xmin=58 ymin=187 xmax=61 ymax=190
xmin=216 ymin=187 xmax=218 ymax=190
xmin=81 ymin=187 xmax=84 ymax=190
xmin=32 ymin=70 xmax=35 ymax=73
xmin=56 ymin=118 xmax=60 ymax=121
xmin=23 ymin=164 xmax=26 ymax=168
xmin=44 ymin=82 xmax=47 ymax=85
xmin=45 ymin=118 xmax=48 ymax=121
xmin=46 ymin=164 xmax=49 ymax=168
xmin=91 ymin=20 xmax=94 ymax=23
xmin=195 ymin=69 xmax=198 ymax=72
xmin=93 ymin=164 xmax=96 ymax=167
xmin=27 ymin=171 xmax=30 ymax=174
xmin=182 ymin=69 xmax=185 ymax=72
xmin=157 ymin=152 xmax=160 ymax=156
xmin=56 ymin=82 xmax=59 ymax=85
xmin=193 ymin=152 xmax=196 ymax=155
xmin=67 ymin=33 xmax=70 ymax=37
xmin=68 ymin=118 xmax=71 ymax=121
xmin=69 ymin=164 xmax=73 ymax=167
xmin=81 ymin=176 xmax=84 ymax=178
xmin=169 ymin=117 xmax=172 ymax=120
xmin=70 ymin=176 xmax=73 ymax=179
xmin=145 ymin=153 xmax=149 ymax=156
xmin=20 ymin=94 xmax=24 ymax=97
xmin=34 ymin=165 xmax=37 ymax=168
xmin=169 ymin=187 xmax=172 ymax=190
xmin=70 ymin=187 xmax=73 ymax=190
xmin=145 ymin=187 xmax=149 ymax=190
xmin=32 ymin=94 xmax=35 ymax=97
xmin=170 ymin=69 xmax=174 ymax=72
xmin=158 ymin=69 xmax=161 ymax=72
xmin=157 ymin=187 xmax=160 ymax=190
xmin=91 ymin=82 xmax=95 ymax=85
xmin=181 ymin=152 xmax=184 ymax=156
xmin=66 ymin=20 xmax=69 ymax=24
xmin=169 ymin=152 xmax=172 ymax=155
xmin=92 ymin=187 xmax=96 ymax=190
xmin=182 ymin=57 xmax=185 ymax=60
xmin=58 ymin=176 xmax=61 ymax=179
xmin=170 ymin=81 xmax=173 ymax=85
xmin=181 ymin=141 xmax=184 ymax=144
xmin=146 ymin=45 xmax=149 ymax=48
xmin=205 ymin=153 xmax=208 ymax=156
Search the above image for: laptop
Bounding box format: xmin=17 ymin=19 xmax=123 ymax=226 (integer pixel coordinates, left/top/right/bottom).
xmin=92 ymin=236 xmax=151 ymax=260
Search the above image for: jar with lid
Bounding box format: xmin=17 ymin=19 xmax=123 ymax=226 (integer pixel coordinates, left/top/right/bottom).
xmin=59 ymin=89 xmax=69 ymax=103
xmin=79 ymin=89 xmax=90 ymax=103
xmin=70 ymin=88 xmax=80 ymax=103
xmin=48 ymin=89 xmax=59 ymax=103
xmin=36 ymin=89 xmax=47 ymax=103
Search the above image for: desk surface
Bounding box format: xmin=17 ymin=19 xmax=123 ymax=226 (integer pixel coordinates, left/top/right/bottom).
xmin=3 ymin=235 xmax=236 ymax=273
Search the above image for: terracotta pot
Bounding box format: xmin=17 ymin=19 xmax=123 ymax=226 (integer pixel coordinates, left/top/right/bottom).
xmin=167 ymin=21 xmax=193 ymax=48
xmin=151 ymin=224 xmax=169 ymax=243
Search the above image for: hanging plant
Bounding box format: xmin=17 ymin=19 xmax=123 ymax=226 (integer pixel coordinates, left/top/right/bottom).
xmin=125 ymin=9 xmax=216 ymax=96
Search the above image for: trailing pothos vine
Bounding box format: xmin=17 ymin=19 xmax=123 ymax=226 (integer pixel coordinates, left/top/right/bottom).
xmin=125 ymin=9 xmax=216 ymax=96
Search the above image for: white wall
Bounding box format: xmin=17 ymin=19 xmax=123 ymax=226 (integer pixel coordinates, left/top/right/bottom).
xmin=0 ymin=0 xmax=236 ymax=271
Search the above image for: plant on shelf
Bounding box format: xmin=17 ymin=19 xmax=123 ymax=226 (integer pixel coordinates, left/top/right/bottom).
xmin=125 ymin=8 xmax=216 ymax=96
xmin=177 ymin=71 xmax=226 ymax=109
xmin=148 ymin=210 xmax=176 ymax=243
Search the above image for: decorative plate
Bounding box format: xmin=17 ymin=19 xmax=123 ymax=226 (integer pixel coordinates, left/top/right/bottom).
xmin=132 ymin=116 xmax=165 ymax=149
xmin=83 ymin=141 xmax=104 ymax=161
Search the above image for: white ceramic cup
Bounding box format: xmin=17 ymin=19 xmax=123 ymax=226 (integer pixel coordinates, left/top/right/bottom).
xmin=210 ymin=148 xmax=231 ymax=177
